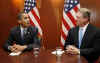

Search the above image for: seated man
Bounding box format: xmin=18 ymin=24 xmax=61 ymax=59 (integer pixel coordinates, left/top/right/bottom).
xmin=64 ymin=8 xmax=100 ymax=63
xmin=3 ymin=11 xmax=40 ymax=53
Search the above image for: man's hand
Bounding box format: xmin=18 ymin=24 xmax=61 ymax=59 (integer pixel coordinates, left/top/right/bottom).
xmin=9 ymin=44 xmax=27 ymax=53
xmin=9 ymin=45 xmax=19 ymax=53
xmin=13 ymin=44 xmax=27 ymax=52
xmin=65 ymin=45 xmax=80 ymax=55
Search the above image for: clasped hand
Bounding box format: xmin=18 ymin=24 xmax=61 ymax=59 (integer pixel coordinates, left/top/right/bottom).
xmin=9 ymin=44 xmax=27 ymax=53
xmin=65 ymin=45 xmax=80 ymax=55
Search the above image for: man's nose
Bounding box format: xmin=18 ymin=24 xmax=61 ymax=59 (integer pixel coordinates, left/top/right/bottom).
xmin=27 ymin=18 xmax=29 ymax=21
xmin=26 ymin=19 xmax=30 ymax=23
xmin=76 ymin=18 xmax=79 ymax=21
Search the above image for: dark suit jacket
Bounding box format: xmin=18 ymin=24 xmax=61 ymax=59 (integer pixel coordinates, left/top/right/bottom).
xmin=64 ymin=24 xmax=100 ymax=62
xmin=3 ymin=25 xmax=40 ymax=52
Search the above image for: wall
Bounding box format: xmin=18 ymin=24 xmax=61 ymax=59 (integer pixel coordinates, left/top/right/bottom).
xmin=0 ymin=0 xmax=100 ymax=49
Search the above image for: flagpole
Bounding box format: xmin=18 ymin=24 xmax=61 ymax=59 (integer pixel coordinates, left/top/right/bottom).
xmin=36 ymin=0 xmax=46 ymax=50
xmin=54 ymin=8 xmax=63 ymax=47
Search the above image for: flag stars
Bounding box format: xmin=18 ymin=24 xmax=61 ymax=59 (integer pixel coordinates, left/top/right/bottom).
xmin=71 ymin=0 xmax=74 ymax=3
xmin=67 ymin=0 xmax=69 ymax=3
xmin=70 ymin=4 xmax=73 ymax=8
xmin=28 ymin=3 xmax=31 ymax=6
xmin=75 ymin=1 xmax=78 ymax=3
xmin=28 ymin=7 xmax=30 ymax=10
xmin=64 ymin=4 xmax=68 ymax=8
xmin=66 ymin=5 xmax=69 ymax=8
xmin=25 ymin=3 xmax=28 ymax=5
xmin=32 ymin=0 xmax=35 ymax=3
xmin=24 ymin=0 xmax=36 ymax=13
xmin=65 ymin=9 xmax=68 ymax=12
xmin=25 ymin=7 xmax=28 ymax=9
xmin=25 ymin=10 xmax=27 ymax=13
xmin=32 ymin=4 xmax=34 ymax=6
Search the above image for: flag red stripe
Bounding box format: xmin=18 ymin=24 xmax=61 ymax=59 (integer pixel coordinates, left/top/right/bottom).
xmin=66 ymin=12 xmax=77 ymax=26
xmin=30 ymin=19 xmax=35 ymax=26
xmin=30 ymin=18 xmax=42 ymax=37
xmin=37 ymin=32 xmax=42 ymax=37
xmin=60 ymin=41 xmax=64 ymax=49
xmin=62 ymin=18 xmax=70 ymax=30
xmin=61 ymin=30 xmax=67 ymax=40
xmin=31 ymin=9 xmax=42 ymax=27
xmin=73 ymin=6 xmax=79 ymax=12
xmin=61 ymin=0 xmax=80 ymax=46
xmin=29 ymin=12 xmax=42 ymax=37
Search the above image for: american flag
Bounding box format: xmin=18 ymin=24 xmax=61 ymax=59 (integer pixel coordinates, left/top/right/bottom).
xmin=61 ymin=0 xmax=80 ymax=46
xmin=24 ymin=0 xmax=43 ymax=37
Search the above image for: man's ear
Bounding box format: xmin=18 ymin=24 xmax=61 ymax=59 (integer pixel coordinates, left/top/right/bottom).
xmin=18 ymin=20 xmax=22 ymax=24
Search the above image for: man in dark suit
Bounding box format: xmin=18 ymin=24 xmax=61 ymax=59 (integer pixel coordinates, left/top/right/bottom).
xmin=3 ymin=11 xmax=40 ymax=53
xmin=64 ymin=8 xmax=100 ymax=63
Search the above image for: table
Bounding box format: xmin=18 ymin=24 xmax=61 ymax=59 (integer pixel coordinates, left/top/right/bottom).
xmin=0 ymin=49 xmax=90 ymax=63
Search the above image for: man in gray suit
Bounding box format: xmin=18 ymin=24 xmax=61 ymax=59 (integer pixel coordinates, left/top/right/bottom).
xmin=4 ymin=11 xmax=40 ymax=53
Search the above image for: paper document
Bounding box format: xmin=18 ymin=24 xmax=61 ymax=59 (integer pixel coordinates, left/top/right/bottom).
xmin=51 ymin=50 xmax=64 ymax=55
xmin=9 ymin=52 xmax=22 ymax=56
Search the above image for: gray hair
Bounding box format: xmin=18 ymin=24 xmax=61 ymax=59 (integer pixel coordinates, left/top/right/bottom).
xmin=79 ymin=8 xmax=91 ymax=21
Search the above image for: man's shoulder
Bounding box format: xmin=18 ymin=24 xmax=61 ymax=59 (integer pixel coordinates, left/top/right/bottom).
xmin=28 ymin=26 xmax=38 ymax=32
xmin=28 ymin=25 xmax=37 ymax=29
xmin=69 ymin=26 xmax=78 ymax=31
xmin=88 ymin=24 xmax=100 ymax=31
xmin=10 ymin=26 xmax=19 ymax=32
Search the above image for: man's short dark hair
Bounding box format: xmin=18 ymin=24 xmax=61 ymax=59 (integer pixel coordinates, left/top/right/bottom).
xmin=17 ymin=11 xmax=25 ymax=20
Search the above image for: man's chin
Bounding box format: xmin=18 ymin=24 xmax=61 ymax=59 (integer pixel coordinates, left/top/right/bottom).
xmin=23 ymin=24 xmax=30 ymax=28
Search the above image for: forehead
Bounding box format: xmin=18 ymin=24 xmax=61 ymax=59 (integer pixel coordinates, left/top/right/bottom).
xmin=22 ymin=13 xmax=28 ymax=17
xmin=76 ymin=11 xmax=83 ymax=17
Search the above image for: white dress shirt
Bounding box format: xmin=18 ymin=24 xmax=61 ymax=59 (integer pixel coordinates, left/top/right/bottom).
xmin=21 ymin=26 xmax=27 ymax=39
xmin=79 ymin=23 xmax=89 ymax=38
xmin=78 ymin=23 xmax=89 ymax=48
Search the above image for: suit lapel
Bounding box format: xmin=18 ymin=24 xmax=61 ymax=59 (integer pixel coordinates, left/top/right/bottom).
xmin=16 ymin=26 xmax=22 ymax=41
xmin=75 ymin=26 xmax=79 ymax=47
xmin=24 ymin=27 xmax=30 ymax=39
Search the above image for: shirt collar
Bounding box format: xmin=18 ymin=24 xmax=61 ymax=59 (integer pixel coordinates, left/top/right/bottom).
xmin=20 ymin=26 xmax=27 ymax=31
xmin=79 ymin=23 xmax=89 ymax=30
